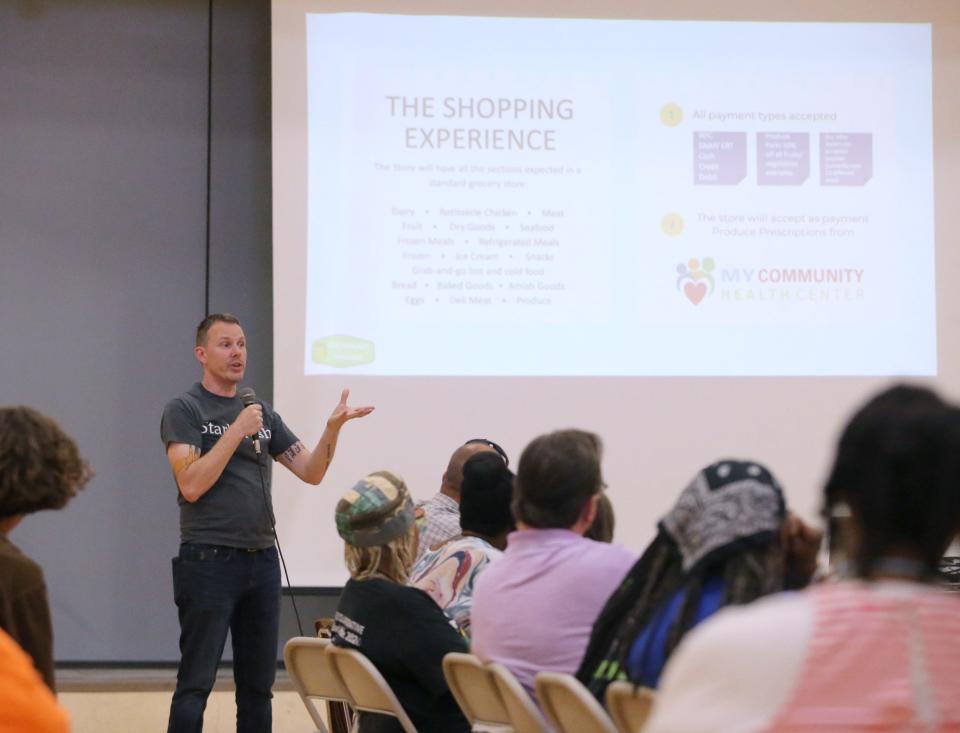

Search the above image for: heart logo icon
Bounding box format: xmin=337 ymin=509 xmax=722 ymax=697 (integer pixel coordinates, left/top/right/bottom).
xmin=684 ymin=281 xmax=707 ymax=305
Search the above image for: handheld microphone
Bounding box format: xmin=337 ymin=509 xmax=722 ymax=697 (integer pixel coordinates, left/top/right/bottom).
xmin=238 ymin=387 xmax=261 ymax=455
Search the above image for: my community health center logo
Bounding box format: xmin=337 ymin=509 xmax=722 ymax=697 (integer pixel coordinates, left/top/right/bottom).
xmin=677 ymin=257 xmax=866 ymax=305
xmin=676 ymin=257 xmax=716 ymax=304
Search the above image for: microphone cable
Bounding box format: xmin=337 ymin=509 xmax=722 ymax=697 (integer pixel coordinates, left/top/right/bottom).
xmin=240 ymin=387 xmax=305 ymax=637
xmin=254 ymin=447 xmax=305 ymax=638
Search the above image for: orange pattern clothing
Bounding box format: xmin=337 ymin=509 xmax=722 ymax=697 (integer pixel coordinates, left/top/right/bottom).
xmin=0 ymin=627 xmax=69 ymax=733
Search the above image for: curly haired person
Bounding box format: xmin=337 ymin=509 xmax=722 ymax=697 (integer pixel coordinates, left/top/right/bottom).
xmin=0 ymin=406 xmax=92 ymax=690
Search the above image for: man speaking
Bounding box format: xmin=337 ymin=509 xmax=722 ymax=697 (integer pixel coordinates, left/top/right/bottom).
xmin=161 ymin=313 xmax=373 ymax=733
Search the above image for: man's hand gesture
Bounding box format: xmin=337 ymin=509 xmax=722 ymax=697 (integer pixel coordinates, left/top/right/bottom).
xmin=326 ymin=388 xmax=375 ymax=430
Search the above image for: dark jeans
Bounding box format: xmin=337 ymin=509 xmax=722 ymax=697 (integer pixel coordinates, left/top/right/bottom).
xmin=167 ymin=543 xmax=280 ymax=733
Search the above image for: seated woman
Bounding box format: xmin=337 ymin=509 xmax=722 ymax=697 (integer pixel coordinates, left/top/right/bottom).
xmin=331 ymin=470 xmax=470 ymax=733
xmin=577 ymin=459 xmax=820 ymax=698
xmin=410 ymin=451 xmax=514 ymax=641
xmin=646 ymin=385 xmax=960 ymax=732
xmin=584 ymin=491 xmax=616 ymax=543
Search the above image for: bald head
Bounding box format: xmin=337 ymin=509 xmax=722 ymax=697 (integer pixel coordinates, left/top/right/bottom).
xmin=440 ymin=442 xmax=497 ymax=502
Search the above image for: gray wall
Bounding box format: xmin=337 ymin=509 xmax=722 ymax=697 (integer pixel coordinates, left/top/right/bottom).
xmin=0 ymin=0 xmax=309 ymax=662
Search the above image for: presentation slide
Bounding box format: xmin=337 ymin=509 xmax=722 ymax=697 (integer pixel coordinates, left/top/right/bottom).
xmin=272 ymin=4 xmax=954 ymax=588
xmin=303 ymin=15 xmax=934 ymax=377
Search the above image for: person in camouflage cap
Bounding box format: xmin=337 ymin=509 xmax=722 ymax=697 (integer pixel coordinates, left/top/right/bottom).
xmin=332 ymin=470 xmax=472 ymax=733
xmin=336 ymin=470 xmax=418 ymax=583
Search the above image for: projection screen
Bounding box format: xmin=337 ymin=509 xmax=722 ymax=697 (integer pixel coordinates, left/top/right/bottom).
xmin=271 ymin=0 xmax=960 ymax=587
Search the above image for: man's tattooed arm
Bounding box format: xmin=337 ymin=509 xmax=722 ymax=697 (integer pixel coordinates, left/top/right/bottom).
xmin=282 ymin=441 xmax=305 ymax=464
xmin=276 ymin=390 xmax=373 ymax=485
xmin=172 ymin=445 xmax=201 ymax=476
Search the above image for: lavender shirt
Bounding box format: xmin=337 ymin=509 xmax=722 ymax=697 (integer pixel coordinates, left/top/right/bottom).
xmin=470 ymin=528 xmax=637 ymax=695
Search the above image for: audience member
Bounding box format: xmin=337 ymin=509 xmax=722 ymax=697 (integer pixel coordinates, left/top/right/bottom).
xmin=470 ymin=429 xmax=636 ymax=695
xmin=646 ymin=385 xmax=960 ymax=732
xmin=410 ymin=451 xmax=515 ymax=639
xmin=0 ymin=406 xmax=92 ymax=691
xmin=0 ymin=627 xmax=69 ymax=733
xmin=577 ymin=460 xmax=820 ymax=698
xmin=415 ymin=438 xmax=508 ymax=562
xmin=584 ymin=491 xmax=616 ymax=543
xmin=331 ymin=471 xmax=470 ymax=733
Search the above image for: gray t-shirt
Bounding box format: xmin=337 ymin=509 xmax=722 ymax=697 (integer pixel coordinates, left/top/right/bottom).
xmin=161 ymin=382 xmax=299 ymax=549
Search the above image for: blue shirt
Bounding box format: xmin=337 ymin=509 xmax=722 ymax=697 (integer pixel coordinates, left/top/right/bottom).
xmin=626 ymin=574 xmax=725 ymax=688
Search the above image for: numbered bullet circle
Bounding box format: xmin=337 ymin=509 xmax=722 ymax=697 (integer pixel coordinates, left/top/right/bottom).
xmin=660 ymin=103 xmax=683 ymax=127
xmin=661 ymin=213 xmax=685 ymax=237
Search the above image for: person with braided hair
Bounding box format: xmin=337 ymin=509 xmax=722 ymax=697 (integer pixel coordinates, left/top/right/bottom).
xmin=645 ymin=385 xmax=960 ymax=732
xmin=576 ymin=460 xmax=820 ymax=699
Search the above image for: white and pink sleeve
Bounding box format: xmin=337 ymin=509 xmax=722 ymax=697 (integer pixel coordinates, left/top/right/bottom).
xmin=645 ymin=592 xmax=813 ymax=733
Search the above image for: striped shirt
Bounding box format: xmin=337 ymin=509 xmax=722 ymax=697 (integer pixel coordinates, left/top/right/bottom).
xmin=648 ymin=581 xmax=960 ymax=733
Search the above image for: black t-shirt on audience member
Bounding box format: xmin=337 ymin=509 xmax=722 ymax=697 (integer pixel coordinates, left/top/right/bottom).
xmin=332 ymin=577 xmax=470 ymax=733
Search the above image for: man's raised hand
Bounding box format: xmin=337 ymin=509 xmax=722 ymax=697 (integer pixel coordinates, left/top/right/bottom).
xmin=326 ymin=388 xmax=375 ymax=430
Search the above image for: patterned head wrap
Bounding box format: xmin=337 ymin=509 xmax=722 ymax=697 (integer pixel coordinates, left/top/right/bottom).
xmin=660 ymin=460 xmax=786 ymax=573
xmin=335 ymin=470 xmax=415 ymax=548
xmin=576 ymin=459 xmax=788 ymax=701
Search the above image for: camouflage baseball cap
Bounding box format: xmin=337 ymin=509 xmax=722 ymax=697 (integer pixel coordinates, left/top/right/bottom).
xmin=335 ymin=470 xmax=415 ymax=547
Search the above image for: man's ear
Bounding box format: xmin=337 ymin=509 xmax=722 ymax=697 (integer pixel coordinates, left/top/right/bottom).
xmin=194 ymin=345 xmax=207 ymax=365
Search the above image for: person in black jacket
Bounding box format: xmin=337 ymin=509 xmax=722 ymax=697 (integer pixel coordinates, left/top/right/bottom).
xmin=331 ymin=470 xmax=470 ymax=733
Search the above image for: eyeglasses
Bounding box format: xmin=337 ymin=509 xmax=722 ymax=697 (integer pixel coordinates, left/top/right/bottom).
xmin=464 ymin=438 xmax=509 ymax=467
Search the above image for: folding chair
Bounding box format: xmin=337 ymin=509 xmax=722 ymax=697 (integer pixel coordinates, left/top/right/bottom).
xmin=535 ymin=672 xmax=617 ymax=733
xmin=326 ymin=644 xmax=419 ymax=733
xmin=442 ymin=652 xmax=513 ymax=732
xmin=283 ymin=637 xmax=354 ymax=733
xmin=488 ymin=663 xmax=550 ymax=733
xmin=605 ymin=681 xmax=655 ymax=733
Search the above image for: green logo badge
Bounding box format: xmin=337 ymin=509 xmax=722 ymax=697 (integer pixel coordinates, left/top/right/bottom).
xmin=311 ymin=335 xmax=375 ymax=368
